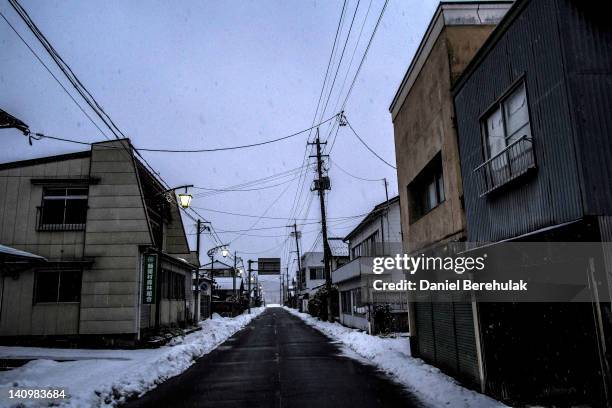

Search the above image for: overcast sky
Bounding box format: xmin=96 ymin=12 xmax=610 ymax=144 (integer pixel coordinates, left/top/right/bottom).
xmin=1 ymin=0 xmax=438 ymax=282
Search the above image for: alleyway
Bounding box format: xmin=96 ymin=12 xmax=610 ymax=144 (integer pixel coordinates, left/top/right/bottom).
xmin=124 ymin=307 xmax=422 ymax=408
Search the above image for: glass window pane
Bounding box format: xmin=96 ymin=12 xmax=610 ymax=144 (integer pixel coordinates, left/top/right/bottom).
xmin=427 ymin=180 xmax=437 ymax=210
xmin=504 ymin=84 xmax=530 ymax=140
xmin=58 ymin=270 xmax=81 ymax=302
xmin=486 ymin=107 xmax=505 ymax=158
xmin=67 ymin=188 xmax=88 ymax=196
xmin=35 ymin=271 xmax=60 ymax=302
xmin=437 ymin=173 xmax=445 ymax=203
xmin=64 ymin=199 xmax=88 ymax=224
xmin=42 ymin=199 xmax=66 ymax=224
xmin=44 ymin=188 xmax=67 ymax=197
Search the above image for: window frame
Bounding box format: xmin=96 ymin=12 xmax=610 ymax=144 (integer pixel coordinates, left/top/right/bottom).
xmin=479 ymin=77 xmax=533 ymax=163
xmin=38 ymin=186 xmax=89 ymax=231
xmin=408 ymin=153 xmax=445 ymax=223
xmin=33 ymin=269 xmax=82 ymax=304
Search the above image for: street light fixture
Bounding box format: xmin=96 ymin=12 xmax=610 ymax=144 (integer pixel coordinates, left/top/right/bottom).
xmin=152 ymin=184 xmax=193 ymax=330
xmin=177 ymin=188 xmax=192 ymax=209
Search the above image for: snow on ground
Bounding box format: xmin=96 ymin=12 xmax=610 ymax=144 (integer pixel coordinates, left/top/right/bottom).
xmin=0 ymin=308 xmax=264 ymax=408
xmin=284 ymin=307 xmax=505 ymax=408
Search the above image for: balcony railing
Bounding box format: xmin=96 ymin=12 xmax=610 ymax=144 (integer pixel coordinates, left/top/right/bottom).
xmin=36 ymin=206 xmax=86 ymax=232
xmin=474 ymin=135 xmax=536 ymax=196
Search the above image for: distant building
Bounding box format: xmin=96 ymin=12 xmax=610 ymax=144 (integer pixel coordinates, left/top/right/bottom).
xmin=297 ymin=239 xmax=349 ymax=312
xmin=332 ymin=197 xmax=405 ymax=333
xmin=0 ymin=139 xmax=197 ymax=344
xmin=389 ymin=0 xmax=510 ymax=389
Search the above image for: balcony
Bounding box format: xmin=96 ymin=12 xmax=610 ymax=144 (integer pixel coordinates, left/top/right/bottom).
xmin=474 ymin=135 xmax=536 ymax=196
xmin=332 ymin=257 xmax=374 ymax=284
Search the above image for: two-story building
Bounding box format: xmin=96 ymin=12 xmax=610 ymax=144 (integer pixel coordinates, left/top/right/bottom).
xmin=332 ymin=196 xmax=406 ymax=333
xmin=390 ymin=0 xmax=510 ymax=389
xmin=298 ymin=239 xmax=348 ymax=312
xmin=453 ymin=0 xmax=612 ymax=405
xmin=0 ymin=139 xmax=197 ymax=345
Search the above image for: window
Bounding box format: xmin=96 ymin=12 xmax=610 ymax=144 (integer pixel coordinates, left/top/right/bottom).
xmin=39 ymin=187 xmax=88 ymax=230
xmin=352 ymin=288 xmax=366 ymax=316
xmin=478 ymin=81 xmax=535 ymax=193
xmin=483 ymin=82 xmax=531 ymax=157
xmin=34 ymin=270 xmax=82 ymax=303
xmin=351 ymin=232 xmax=379 ymax=259
xmin=408 ymin=153 xmax=445 ymax=222
xmin=163 ymin=270 xmax=186 ymax=300
xmin=341 ymin=290 xmax=351 ymax=314
xmin=309 ymin=267 xmax=324 ymax=280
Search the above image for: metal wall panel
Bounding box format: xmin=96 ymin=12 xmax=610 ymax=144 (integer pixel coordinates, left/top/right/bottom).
xmin=454 ymin=0 xmax=584 ymax=242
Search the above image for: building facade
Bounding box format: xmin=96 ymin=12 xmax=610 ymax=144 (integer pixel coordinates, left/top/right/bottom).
xmin=0 ymin=139 xmax=197 ymax=344
xmin=333 ymin=197 xmax=407 ymax=333
xmin=453 ymin=0 xmax=612 ymax=405
xmin=389 ymin=0 xmax=510 ymax=389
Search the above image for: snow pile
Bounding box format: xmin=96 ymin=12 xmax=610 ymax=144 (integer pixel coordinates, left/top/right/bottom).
xmin=0 ymin=308 xmax=264 ymax=408
xmin=284 ymin=307 xmax=504 ymax=408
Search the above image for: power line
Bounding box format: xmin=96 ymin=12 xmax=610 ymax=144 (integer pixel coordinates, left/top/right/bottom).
xmin=8 ymin=0 xmax=125 ymax=140
xmin=0 ymin=10 xmax=110 ymax=141
xmin=330 ymin=157 xmax=385 ymax=182
xmin=17 ymin=114 xmax=339 ymax=153
xmin=346 ymin=119 xmax=396 ymax=169
xmin=340 ymin=0 xmax=389 ymax=111
xmin=319 ymin=0 xmax=361 ymax=125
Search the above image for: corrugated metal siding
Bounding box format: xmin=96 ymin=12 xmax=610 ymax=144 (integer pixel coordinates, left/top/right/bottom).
xmin=414 ymin=300 xmax=480 ymax=388
xmin=454 ymin=0 xmax=584 ymax=242
xmin=558 ymin=1 xmax=612 ymax=216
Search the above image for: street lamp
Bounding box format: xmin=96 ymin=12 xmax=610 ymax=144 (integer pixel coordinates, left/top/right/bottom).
xmin=152 ymin=184 xmax=193 ymax=330
xmin=177 ymin=191 xmax=192 ymax=209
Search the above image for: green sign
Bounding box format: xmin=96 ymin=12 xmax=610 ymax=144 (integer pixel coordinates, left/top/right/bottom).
xmin=142 ymin=254 xmax=157 ymax=304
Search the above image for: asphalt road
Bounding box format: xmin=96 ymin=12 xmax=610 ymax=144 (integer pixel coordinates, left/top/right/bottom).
xmin=124 ymin=307 xmax=422 ymax=408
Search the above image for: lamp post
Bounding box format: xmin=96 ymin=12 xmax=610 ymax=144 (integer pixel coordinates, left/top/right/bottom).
xmin=153 ymin=184 xmax=193 ymax=331
xmin=206 ymin=243 xmax=229 ymax=316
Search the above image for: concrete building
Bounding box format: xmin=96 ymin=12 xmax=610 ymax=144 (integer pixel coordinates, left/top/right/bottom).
xmin=389 ymin=0 xmax=510 ymax=389
xmin=332 ymin=197 xmax=406 ymax=333
xmin=0 ymin=139 xmax=197 ymax=344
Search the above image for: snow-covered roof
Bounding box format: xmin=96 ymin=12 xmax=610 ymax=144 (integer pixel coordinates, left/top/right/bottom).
xmin=213 ymin=277 xmax=243 ymax=290
xmin=328 ymin=238 xmax=348 ymax=257
xmin=0 ymin=244 xmax=46 ymax=261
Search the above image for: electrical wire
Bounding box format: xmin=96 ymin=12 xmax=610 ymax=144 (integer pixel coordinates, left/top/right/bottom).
xmin=330 ymin=157 xmax=385 ymax=181
xmin=340 ymin=0 xmax=389 ymax=111
xmin=346 ymin=119 xmax=396 ymax=169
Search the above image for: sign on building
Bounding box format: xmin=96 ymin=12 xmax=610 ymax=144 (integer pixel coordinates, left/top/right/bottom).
xmin=142 ymin=253 xmax=157 ymax=304
xmin=257 ymin=257 xmax=280 ymax=275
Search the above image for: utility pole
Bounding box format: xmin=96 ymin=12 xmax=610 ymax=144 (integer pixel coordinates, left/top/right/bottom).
xmin=195 ymin=219 xmax=202 ymax=321
xmin=291 ymin=223 xmax=302 ymax=292
xmin=232 ymin=251 xmax=237 ymax=297
xmin=308 ymin=130 xmax=333 ymax=322
xmin=285 ymin=266 xmax=289 ymax=306
xmin=247 ymin=260 xmax=253 ymax=314
xmin=383 ymin=177 xmax=389 ymax=202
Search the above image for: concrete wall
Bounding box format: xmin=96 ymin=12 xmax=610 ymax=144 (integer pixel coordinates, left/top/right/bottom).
xmin=392 ymin=26 xmax=495 ymax=252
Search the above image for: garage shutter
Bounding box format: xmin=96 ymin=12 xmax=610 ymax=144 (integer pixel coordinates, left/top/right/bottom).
xmin=413 ymin=300 xmax=480 ymax=389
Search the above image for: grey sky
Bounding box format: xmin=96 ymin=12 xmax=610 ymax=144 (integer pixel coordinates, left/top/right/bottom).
xmin=0 ymin=0 xmax=438 ymax=279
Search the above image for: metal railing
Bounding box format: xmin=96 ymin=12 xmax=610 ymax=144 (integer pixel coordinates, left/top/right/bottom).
xmin=36 ymin=206 xmax=86 ymax=231
xmin=474 ymin=135 xmax=536 ymax=196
